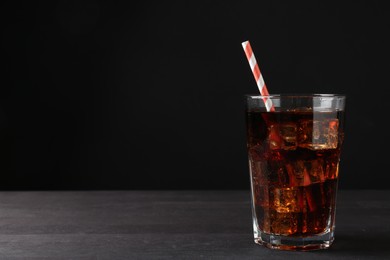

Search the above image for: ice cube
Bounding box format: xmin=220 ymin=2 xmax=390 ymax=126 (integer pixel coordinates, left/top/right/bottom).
xmin=269 ymin=156 xmax=325 ymax=188
xmin=250 ymin=160 xmax=269 ymax=185
xmin=267 ymin=151 xmax=290 ymax=187
xmin=270 ymin=211 xmax=298 ymax=235
xmin=272 ymin=187 xmax=300 ymax=213
xmin=286 ymin=161 xmax=310 ymax=187
xmin=286 ymin=159 xmax=326 ymax=186
xmin=269 ymin=123 xmax=297 ymax=150
xmin=324 ymin=156 xmax=339 ymax=180
xmin=253 ymin=185 xmax=270 ymax=208
xmin=328 ymin=119 xmax=339 ymax=148
xmin=306 ymin=159 xmax=326 ymax=184
xmin=298 ymin=119 xmax=339 ymax=150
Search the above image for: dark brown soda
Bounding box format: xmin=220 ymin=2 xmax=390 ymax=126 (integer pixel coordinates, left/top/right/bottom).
xmin=246 ymin=110 xmax=344 ymax=236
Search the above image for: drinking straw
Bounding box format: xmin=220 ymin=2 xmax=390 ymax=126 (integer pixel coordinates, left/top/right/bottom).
xmin=242 ymin=41 xmax=275 ymax=112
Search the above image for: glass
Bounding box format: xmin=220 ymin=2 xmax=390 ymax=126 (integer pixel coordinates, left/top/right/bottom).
xmin=245 ymin=94 xmax=346 ymax=251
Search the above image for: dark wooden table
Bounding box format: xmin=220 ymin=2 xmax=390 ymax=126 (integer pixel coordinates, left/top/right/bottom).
xmin=0 ymin=190 xmax=389 ymax=259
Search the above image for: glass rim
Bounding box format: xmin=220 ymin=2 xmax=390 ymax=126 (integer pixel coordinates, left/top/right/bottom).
xmin=246 ymin=94 xmax=346 ymax=99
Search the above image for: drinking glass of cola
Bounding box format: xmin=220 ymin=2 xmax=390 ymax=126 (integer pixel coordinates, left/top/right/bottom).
xmin=245 ymin=94 xmax=346 ymax=251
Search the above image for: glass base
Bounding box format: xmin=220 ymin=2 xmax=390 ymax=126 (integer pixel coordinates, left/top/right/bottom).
xmin=254 ymin=230 xmax=334 ymax=251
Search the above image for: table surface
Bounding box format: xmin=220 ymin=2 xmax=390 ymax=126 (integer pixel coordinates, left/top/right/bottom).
xmin=0 ymin=190 xmax=389 ymax=259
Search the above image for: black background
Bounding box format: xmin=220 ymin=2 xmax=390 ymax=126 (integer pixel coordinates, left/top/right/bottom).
xmin=1 ymin=0 xmax=389 ymax=190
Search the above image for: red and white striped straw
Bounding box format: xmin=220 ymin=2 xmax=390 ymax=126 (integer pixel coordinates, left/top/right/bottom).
xmin=242 ymin=41 xmax=275 ymax=112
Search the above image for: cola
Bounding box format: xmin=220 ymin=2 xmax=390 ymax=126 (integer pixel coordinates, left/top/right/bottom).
xmin=246 ymin=109 xmax=344 ymax=237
